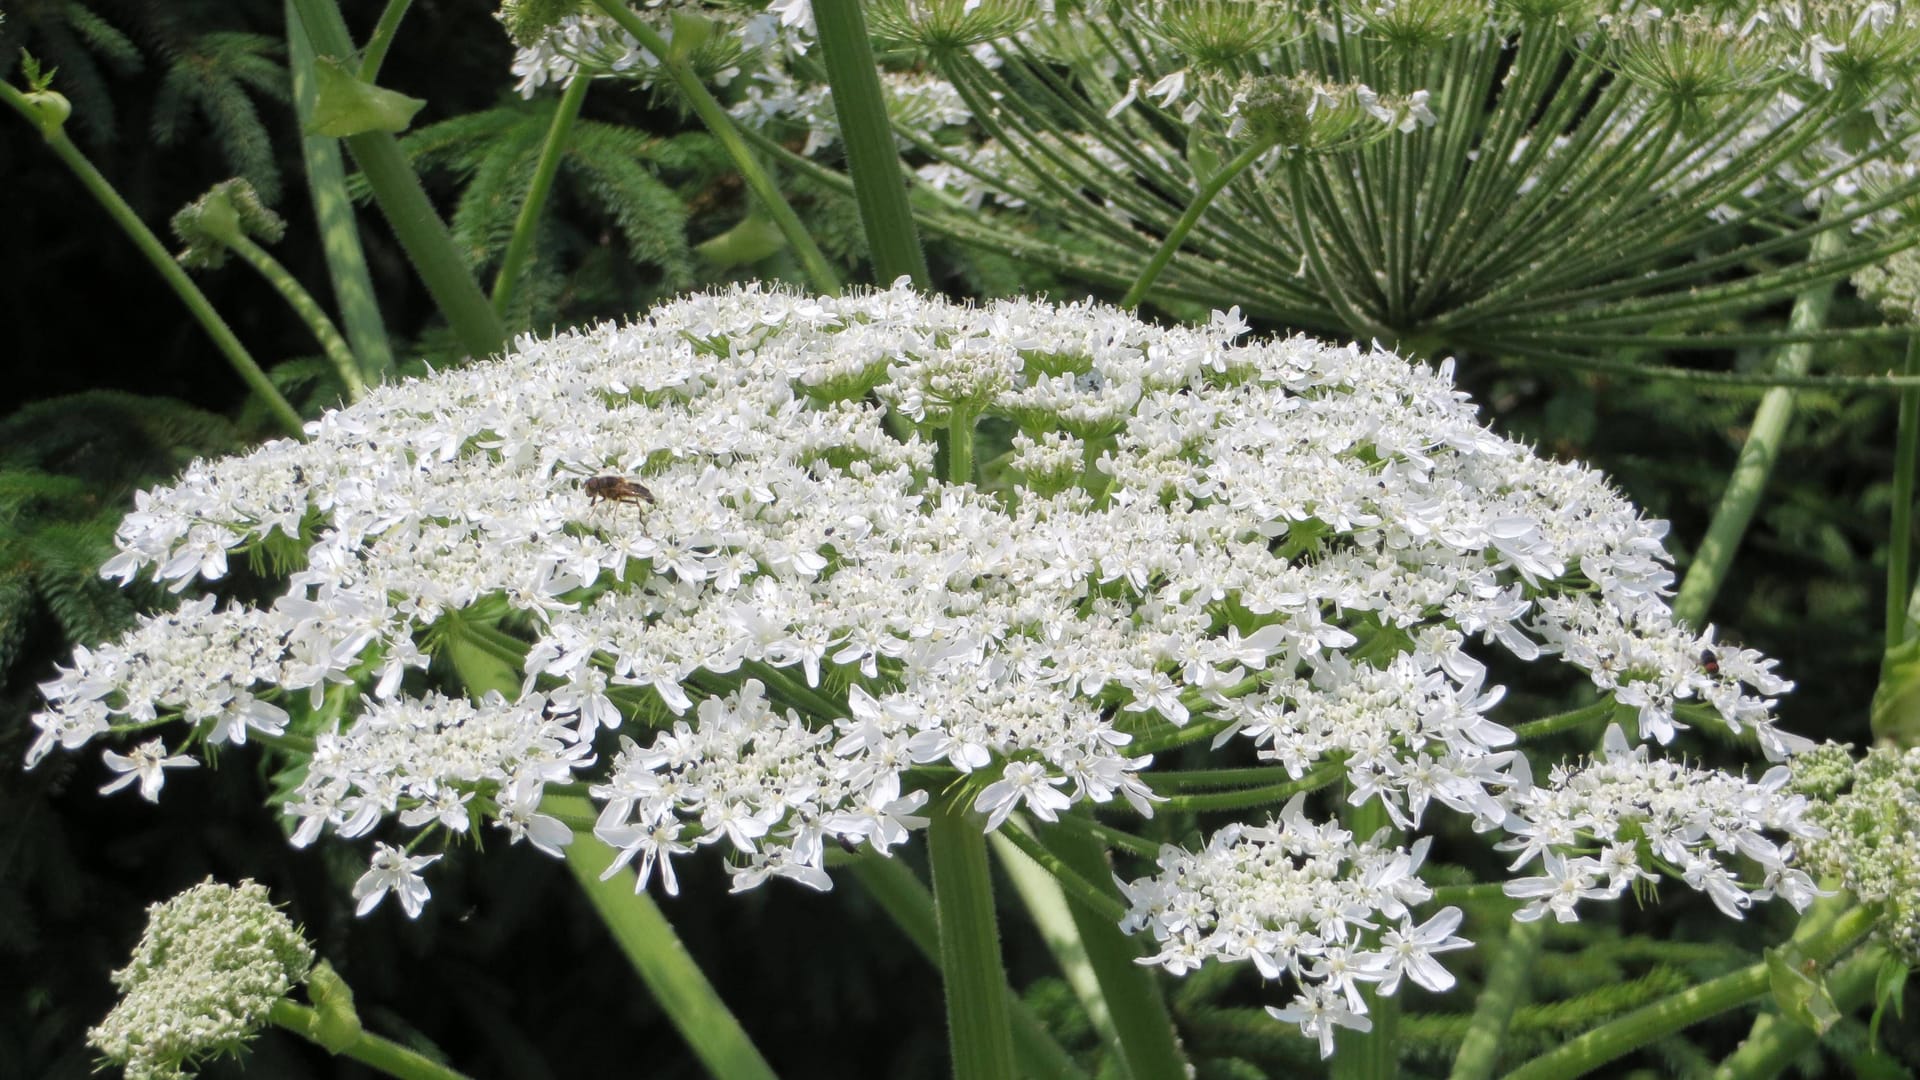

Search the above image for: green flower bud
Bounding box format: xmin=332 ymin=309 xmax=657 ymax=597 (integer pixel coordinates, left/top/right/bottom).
xmin=1604 ymin=12 xmax=1781 ymax=124
xmin=1353 ymin=0 xmax=1491 ymax=50
xmin=88 ymin=879 xmax=314 ymax=1080
xmin=171 ymin=179 xmax=286 ymax=270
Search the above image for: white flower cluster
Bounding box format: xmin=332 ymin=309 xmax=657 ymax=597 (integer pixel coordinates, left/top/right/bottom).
xmin=505 ymin=3 xmax=803 ymax=99
xmin=1120 ymin=796 xmax=1470 ymax=1058
xmin=89 ymin=879 xmax=313 ymax=1080
xmin=34 ymin=282 xmax=1813 ymax=1045
xmin=1500 ymin=725 xmax=1823 ymax=923
xmin=1794 ymin=742 xmax=1920 ymax=963
xmin=731 ymin=69 xmax=972 ymax=156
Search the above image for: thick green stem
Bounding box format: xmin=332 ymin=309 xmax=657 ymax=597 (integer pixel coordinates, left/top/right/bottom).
xmin=1670 ymin=226 xmax=1845 ymax=627
xmin=1333 ymin=797 xmax=1398 ymax=1079
xmin=228 ymin=232 xmax=367 ymax=400
xmin=1041 ymin=818 xmax=1187 ymax=1080
xmin=929 ymin=792 xmax=1018 ymax=1080
xmin=0 ymin=81 xmax=306 ymax=436
xmin=288 ymin=0 xmax=507 ymax=360
xmin=1889 ymin=333 xmax=1920 ymax=647
xmin=288 ymin=3 xmax=395 ymax=387
xmin=1121 ymin=138 xmax=1276 ymax=310
xmin=271 ymin=1000 xmax=474 ymax=1080
xmin=949 ymin=408 xmax=977 ymax=485
xmin=1497 ymin=903 xmax=1880 ymax=1080
xmin=492 ymin=72 xmax=591 ymax=317
xmin=847 ymin=854 xmax=1090 ymax=1080
xmin=1448 ymin=918 xmax=1546 ymax=1080
xmin=1710 ymin=945 xmax=1888 ymax=1080
xmin=562 ymin=835 xmax=779 ymax=1080
xmin=357 ymin=0 xmax=414 ymax=81
xmin=588 ymin=0 xmax=841 ymax=296
xmin=814 ymin=0 xmax=929 ymax=288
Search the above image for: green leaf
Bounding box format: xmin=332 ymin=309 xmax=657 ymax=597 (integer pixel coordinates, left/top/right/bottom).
xmin=1766 ymin=943 xmax=1842 ymax=1035
xmin=1869 ymin=955 xmax=1909 ymax=1049
xmin=1870 ymin=635 xmax=1920 ymax=746
xmin=305 ymin=959 xmax=364 ymax=1053
xmin=306 ymin=56 xmax=424 ymax=137
xmin=696 ymin=211 xmax=788 ymax=267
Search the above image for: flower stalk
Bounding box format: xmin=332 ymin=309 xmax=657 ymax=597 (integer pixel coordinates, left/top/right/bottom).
xmin=0 ymin=79 xmax=306 ymax=437
xmin=812 ymin=0 xmax=929 ymax=288
xmin=492 ymin=71 xmax=592 ymax=318
xmin=929 ymin=791 xmax=1017 ymax=1080
xmin=1122 ymin=136 xmax=1277 ymax=310
xmin=271 ymin=1000 xmax=475 ymax=1080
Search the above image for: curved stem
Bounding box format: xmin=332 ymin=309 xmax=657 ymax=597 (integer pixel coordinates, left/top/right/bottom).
xmin=271 ymin=1000 xmax=474 ymax=1080
xmin=357 ymin=0 xmax=414 ymax=82
xmin=0 ymin=81 xmax=306 ymax=437
xmin=814 ymin=0 xmax=929 ymax=288
xmin=1710 ymin=945 xmax=1888 ymax=1080
xmin=929 ymin=791 xmax=1017 ymax=1080
xmin=1497 ymin=903 xmax=1880 ymax=1080
xmin=492 ymin=72 xmax=591 ymax=318
xmin=1121 ymin=137 xmax=1276 ymax=310
xmin=561 ymin=835 xmax=780 ymax=1080
xmin=1671 ymin=225 xmax=1845 ymax=627
xmin=228 ymin=232 xmax=367 ymax=400
xmin=587 ymin=0 xmax=841 ymax=296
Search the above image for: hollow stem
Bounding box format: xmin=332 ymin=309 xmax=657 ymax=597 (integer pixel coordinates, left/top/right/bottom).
xmin=227 ymin=232 xmax=367 ymax=400
xmin=814 ymin=0 xmax=929 ymax=287
xmin=928 ymin=791 xmax=1017 ymax=1080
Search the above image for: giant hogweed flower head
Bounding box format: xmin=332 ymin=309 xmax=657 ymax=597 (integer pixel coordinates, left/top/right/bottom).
xmin=1794 ymin=742 xmax=1920 ymax=963
xmin=90 ymin=879 xmax=314 ymax=1080
xmin=34 ymin=284 xmax=1817 ymax=1046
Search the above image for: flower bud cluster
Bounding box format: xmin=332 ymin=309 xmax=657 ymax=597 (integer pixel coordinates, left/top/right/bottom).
xmin=504 ymin=3 xmax=798 ymax=99
xmin=89 ymin=879 xmax=313 ymax=1080
xmin=1794 ymin=742 xmax=1920 ymax=963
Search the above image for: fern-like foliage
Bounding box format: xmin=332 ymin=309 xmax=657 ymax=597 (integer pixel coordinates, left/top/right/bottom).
xmin=0 ymin=391 xmax=239 ymax=694
xmin=0 ymin=0 xmax=143 ymax=143
xmin=150 ymin=31 xmax=289 ymax=203
xmin=369 ymin=95 xmax=729 ymax=328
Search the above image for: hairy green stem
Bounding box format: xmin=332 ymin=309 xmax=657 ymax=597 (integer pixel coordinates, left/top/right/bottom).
xmin=1670 ymin=226 xmax=1845 ymax=627
xmin=288 ymin=0 xmax=507 ymax=360
xmin=1498 ymin=904 xmax=1880 ymax=1080
xmin=561 ymin=832 xmax=779 ymax=1080
xmin=1890 ymin=333 xmax=1920 ymax=647
xmin=814 ymin=0 xmax=929 ymax=287
xmin=0 ymin=81 xmax=306 ymax=436
xmin=1333 ymin=797 xmax=1398 ymax=1079
xmin=227 ymin=232 xmax=367 ymax=400
xmin=1121 ymin=137 xmax=1276 ymax=310
xmin=993 ymin=822 xmax=1127 ymax=924
xmin=287 ymin=3 xmax=395 ymax=386
xmin=1710 ymin=945 xmax=1888 ymax=1080
xmin=1043 ymin=817 xmax=1187 ymax=1080
xmin=587 ymin=0 xmax=840 ymax=296
xmin=357 ymin=0 xmax=414 ymax=81
xmin=1448 ymin=918 xmax=1546 ymax=1080
xmin=492 ymin=72 xmax=591 ymax=317
xmin=949 ymin=408 xmax=976 ymax=485
xmin=271 ymin=1000 xmax=474 ymax=1080
xmin=929 ymin=792 xmax=1018 ymax=1080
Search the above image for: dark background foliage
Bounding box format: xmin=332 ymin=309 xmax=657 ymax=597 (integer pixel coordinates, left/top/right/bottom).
xmin=1 ymin=2 xmax=1906 ymax=1078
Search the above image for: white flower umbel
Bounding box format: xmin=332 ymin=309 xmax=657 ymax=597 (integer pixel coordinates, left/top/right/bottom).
xmin=35 ymin=282 xmax=1814 ymax=1048
xmin=89 ymin=879 xmax=313 ymax=1080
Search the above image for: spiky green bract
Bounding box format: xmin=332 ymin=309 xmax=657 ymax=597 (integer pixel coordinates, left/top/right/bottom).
xmin=171 ymin=179 xmax=287 ymax=270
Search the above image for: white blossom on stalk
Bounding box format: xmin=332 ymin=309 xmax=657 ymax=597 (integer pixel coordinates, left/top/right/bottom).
xmin=32 ymin=282 xmax=1818 ymax=1051
xmin=99 ymin=739 xmax=197 ymax=802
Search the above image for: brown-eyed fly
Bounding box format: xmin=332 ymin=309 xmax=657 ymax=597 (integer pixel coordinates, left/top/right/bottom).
xmin=583 ymin=474 xmax=654 ymax=510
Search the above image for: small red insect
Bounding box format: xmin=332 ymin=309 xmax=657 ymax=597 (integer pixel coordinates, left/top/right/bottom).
xmin=583 ymin=475 xmax=654 ymax=509
xmin=1699 ymin=648 xmax=1720 ymax=676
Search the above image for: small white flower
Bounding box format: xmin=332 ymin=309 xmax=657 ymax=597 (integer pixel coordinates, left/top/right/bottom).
xmin=98 ymin=739 xmax=197 ymax=802
xmin=353 ymin=843 xmax=441 ymax=918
